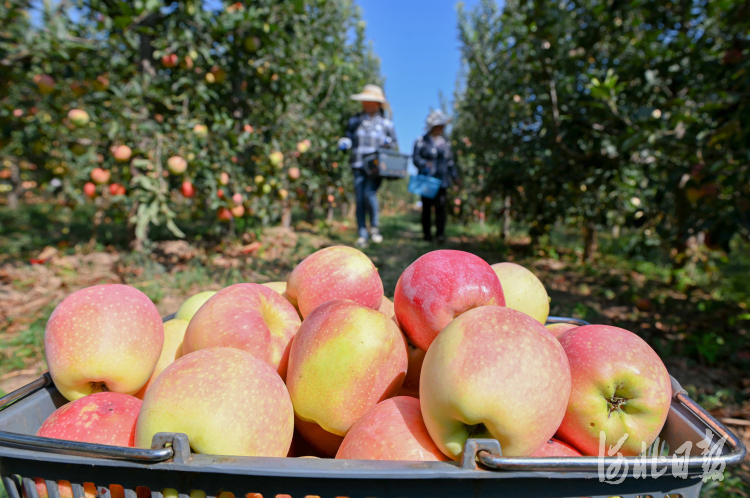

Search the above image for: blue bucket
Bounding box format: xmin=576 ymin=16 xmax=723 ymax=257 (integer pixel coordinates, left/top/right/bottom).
xmin=408 ymin=174 xmax=442 ymax=199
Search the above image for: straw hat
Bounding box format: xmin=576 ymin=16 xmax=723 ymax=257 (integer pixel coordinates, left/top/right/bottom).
xmin=425 ymin=109 xmax=451 ymax=131
xmin=350 ymin=84 xmax=389 ymax=105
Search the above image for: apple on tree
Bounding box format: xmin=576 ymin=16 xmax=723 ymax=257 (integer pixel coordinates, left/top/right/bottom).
xmin=167 ymin=156 xmax=187 ymax=175
xmin=67 ymin=109 xmax=90 ymax=128
xmin=90 ymin=167 xmax=111 ymax=185
xmin=112 ymin=145 xmax=131 ymax=163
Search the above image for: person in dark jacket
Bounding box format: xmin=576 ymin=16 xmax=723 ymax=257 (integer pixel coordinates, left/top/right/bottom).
xmin=338 ymin=84 xmax=398 ymax=248
xmin=412 ymin=110 xmax=457 ymax=243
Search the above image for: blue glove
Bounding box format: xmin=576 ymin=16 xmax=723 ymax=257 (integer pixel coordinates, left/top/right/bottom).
xmin=337 ymin=137 xmax=352 ymax=151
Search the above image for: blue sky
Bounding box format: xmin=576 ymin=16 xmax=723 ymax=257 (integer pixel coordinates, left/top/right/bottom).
xmin=355 ymin=0 xmax=500 ymax=154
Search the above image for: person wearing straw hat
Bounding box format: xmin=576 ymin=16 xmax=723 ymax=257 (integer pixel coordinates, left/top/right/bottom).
xmin=337 ymin=84 xmax=399 ymax=248
xmin=412 ymin=109 xmax=457 ymax=243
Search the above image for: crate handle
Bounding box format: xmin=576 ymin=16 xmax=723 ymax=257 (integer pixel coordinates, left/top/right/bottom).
xmin=0 ymin=374 xmax=174 ymax=462
xmin=462 ymin=379 xmax=748 ymax=475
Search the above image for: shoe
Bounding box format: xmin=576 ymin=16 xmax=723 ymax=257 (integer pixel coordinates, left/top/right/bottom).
xmin=355 ymin=237 xmax=368 ymax=248
xmin=370 ymin=227 xmax=383 ymax=244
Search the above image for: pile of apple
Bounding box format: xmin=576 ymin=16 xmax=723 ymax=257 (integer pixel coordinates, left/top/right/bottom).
xmin=38 ymin=247 xmax=672 ymax=463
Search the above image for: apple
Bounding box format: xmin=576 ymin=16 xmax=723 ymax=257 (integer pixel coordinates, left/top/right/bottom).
xmin=217 ymin=207 xmax=232 ymax=221
xmin=71 ymin=81 xmax=88 ymax=96
xmin=181 ymin=56 xmax=194 ymax=70
xmin=37 ymin=392 xmax=141 ymax=446
xmin=83 ymin=182 xmax=97 ymax=198
xmin=378 ymin=296 xmax=396 ymax=322
xmin=269 ymin=151 xmax=284 ymax=167
xmin=67 ymin=109 xmax=90 ymax=127
xmin=180 ymin=180 xmax=195 ymax=198
xmin=44 ymin=284 xmax=164 ymax=401
xmin=244 ymin=36 xmax=261 ymax=53
xmin=278 ymin=188 xmax=289 ymax=200
xmin=116 ymin=185 xmax=126 ymax=196
xmin=220 ymin=171 xmax=230 ymax=185
xmin=175 ymin=290 xmax=217 ymax=321
xmin=209 ymin=66 xmax=226 ymax=83
xmin=134 ymin=319 xmax=189 ymax=399
xmin=232 ymin=192 xmax=243 ymax=204
xmin=420 ymin=306 xmax=570 ymax=459
xmin=24 ymin=479 xmax=92 ymax=498
xmin=394 ymin=250 xmax=505 ymax=351
xmin=33 ymin=74 xmax=55 ymax=94
xmin=288 ymin=167 xmax=301 ymax=180
xmin=336 ymin=396 xmax=448 ymax=462
xmin=135 ymin=347 xmax=294 ymax=457
xmin=92 ymin=74 xmax=109 ymax=92
xmin=295 ymin=415 xmax=345 ymax=457
xmin=261 ymin=282 xmax=301 ymax=316
xmin=531 ymin=438 xmax=582 ymax=457
xmin=182 ymin=283 xmax=302 ymax=378
xmin=112 ymin=145 xmax=132 ymax=163
xmin=193 ymin=124 xmax=208 ymax=137
xmin=397 ymin=341 xmax=425 ymax=398
xmin=231 ymin=205 xmax=245 ymax=217
xmin=286 ymin=299 xmax=407 ymax=442
xmin=286 ymin=245 xmax=384 ymax=318
xmin=554 ymin=325 xmax=672 ymax=456
xmin=546 ymin=323 xmax=578 ymax=337
xmin=217 ymin=188 xmax=225 ymax=199
xmin=167 ymin=156 xmax=187 ymax=175
xmin=109 ymin=183 xmax=120 ymax=195
xmin=244 ymin=124 xmax=254 ymax=133
xmin=297 ymin=139 xmax=311 ymax=154
xmin=90 ymin=167 xmax=111 ymax=185
xmin=161 ymin=54 xmax=178 ymax=68
xmin=490 ymin=262 xmax=549 ymax=324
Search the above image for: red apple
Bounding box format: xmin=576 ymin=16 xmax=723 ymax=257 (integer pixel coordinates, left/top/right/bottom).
xmin=286 ymin=246 xmax=384 ymax=318
xmin=546 ymin=323 xmax=578 ymax=337
xmin=37 ymin=392 xmax=141 ymax=446
xmin=295 ymin=415 xmax=345 ymax=457
xmin=420 ymin=306 xmax=570 ymax=459
xmin=67 ymin=109 xmax=90 ymax=127
xmin=193 ymin=124 xmax=208 ymax=137
xmin=394 ymin=250 xmax=505 ymax=351
xmin=44 ymin=284 xmax=164 ymax=401
xmin=219 ymin=171 xmax=230 ymax=185
xmin=166 ymin=156 xmax=187 ymax=175
xmin=181 ymin=56 xmax=194 ymax=70
xmin=180 ymin=180 xmax=195 ymax=198
xmin=231 ymin=205 xmax=245 ymax=217
xmin=161 ymin=54 xmax=178 ymax=68
xmin=116 ymin=185 xmax=126 ymax=196
xmin=531 ymin=438 xmax=582 ymax=457
xmin=135 ymin=347 xmax=294 ymax=457
xmin=83 ymin=182 xmax=97 ymax=198
xmin=181 ymin=283 xmax=302 ymax=379
xmin=288 ymin=167 xmax=301 ymax=180
xmin=555 ymin=325 xmax=672 ymax=456
xmin=336 ymin=397 xmax=448 ymax=461
xmin=397 ymin=341 xmax=425 ymax=398
xmin=90 ymin=167 xmax=111 ymax=185
xmin=217 ymin=207 xmax=232 ymax=221
xmin=33 ymin=74 xmax=55 ymax=94
xmin=286 ymin=300 xmax=407 ymax=449
xmin=92 ymin=74 xmax=109 ymax=92
xmin=112 ymin=145 xmax=131 ymax=163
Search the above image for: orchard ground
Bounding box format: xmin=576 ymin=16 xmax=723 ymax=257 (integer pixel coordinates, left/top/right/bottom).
xmin=1 ymin=199 xmax=749 ymax=496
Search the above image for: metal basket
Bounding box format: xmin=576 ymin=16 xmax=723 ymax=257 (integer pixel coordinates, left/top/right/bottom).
xmin=0 ymin=317 xmax=745 ymax=498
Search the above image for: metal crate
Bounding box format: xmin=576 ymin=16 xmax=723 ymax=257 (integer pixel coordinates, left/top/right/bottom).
xmin=362 ymin=148 xmax=410 ymax=179
xmin=0 ymin=317 xmax=745 ymax=498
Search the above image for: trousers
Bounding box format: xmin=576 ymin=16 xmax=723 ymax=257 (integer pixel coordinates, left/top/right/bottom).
xmin=421 ymin=188 xmax=447 ymax=240
xmin=353 ymin=168 xmax=382 ymax=239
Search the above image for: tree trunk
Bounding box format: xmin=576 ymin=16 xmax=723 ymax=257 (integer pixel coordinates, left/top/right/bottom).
xmin=502 ymin=195 xmax=511 ymax=240
xmin=281 ymin=199 xmax=292 ymax=229
xmin=7 ymin=162 xmax=21 ymax=209
xmin=582 ymin=220 xmax=598 ymax=262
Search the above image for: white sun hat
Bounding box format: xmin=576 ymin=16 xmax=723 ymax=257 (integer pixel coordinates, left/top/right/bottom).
xmin=425 ymin=109 xmax=451 ymax=131
xmin=350 ymin=84 xmax=389 ymax=105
